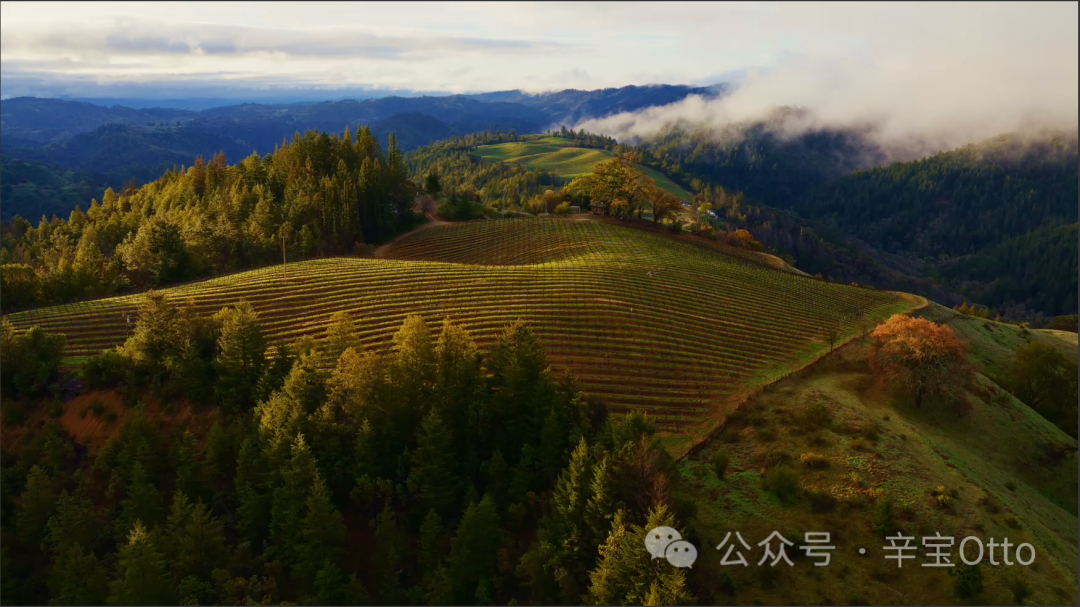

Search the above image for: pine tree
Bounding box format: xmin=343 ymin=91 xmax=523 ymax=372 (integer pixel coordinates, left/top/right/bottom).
xmin=296 ymin=475 xmax=346 ymax=586
xmin=327 ymin=347 xmax=384 ymax=419
xmin=235 ymin=437 xmax=270 ymax=548
xmin=390 ymin=314 xmax=436 ymax=400
xmin=119 ymin=462 xmax=163 ymax=534
xmin=17 ymin=464 xmax=57 ymax=545
xmin=370 ymin=505 xmax=408 ymax=602
xmin=45 ymin=482 xmax=96 ymax=553
xmin=165 ymin=493 xmax=228 ymax=581
xmin=108 ymin=521 xmax=174 ymax=606
xmin=418 ymin=509 xmax=446 ymax=578
xmin=448 ymin=494 xmax=503 ymax=603
xmin=407 ymin=409 xmax=461 ymax=519
xmin=204 ymin=416 xmax=234 ymax=485
xmin=171 ymin=429 xmax=207 ymax=504
xmin=257 ymin=343 xmax=294 ymax=403
xmin=48 ymin=545 xmax=109 ymax=606
xmin=434 ymin=317 xmax=482 ymax=446
xmin=268 ymin=433 xmax=317 ymax=567
xmin=214 ymin=301 xmax=267 ymax=411
xmin=322 ymin=310 xmax=362 ymax=364
xmin=586 ymin=505 xmax=692 ymax=606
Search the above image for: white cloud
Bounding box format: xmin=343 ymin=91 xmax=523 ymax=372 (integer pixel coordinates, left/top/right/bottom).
xmin=573 ymin=2 xmax=1078 ymax=155
xmin=1 ymin=0 xmax=1076 ymax=156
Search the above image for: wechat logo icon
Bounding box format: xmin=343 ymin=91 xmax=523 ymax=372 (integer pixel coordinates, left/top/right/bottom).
xmin=645 ymin=526 xmax=698 ymax=568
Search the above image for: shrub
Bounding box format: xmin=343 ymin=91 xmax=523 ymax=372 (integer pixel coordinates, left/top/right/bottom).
xmin=719 ymin=427 xmax=741 ymax=443
xmin=1 ymin=320 xmax=66 ymax=398
xmin=47 ymin=400 xmax=64 ymax=418
xmin=712 ymin=449 xmax=730 ymax=479
xmin=949 ymin=562 xmax=983 ymax=599
xmin=1006 ymin=574 xmax=1031 ymax=605
xmin=91 ymin=400 xmax=106 ymax=416
xmin=104 ymin=411 xmax=118 ymax=422
xmin=553 ymin=202 xmax=572 ymax=216
xmin=81 ymin=349 xmax=128 ymax=389
xmin=804 ymin=488 xmax=838 ymax=513
xmin=800 ymin=402 xmax=832 ymax=428
xmin=799 ymin=452 xmax=830 ymax=469
xmin=873 ymin=494 xmax=897 ymax=536
xmin=1004 ymin=480 xmax=1017 ymax=492
xmin=764 ymin=465 xmax=800 ymax=503
xmin=930 ymin=486 xmax=954 ymax=511
xmin=756 ymin=427 xmax=776 ymax=442
xmin=1 ymin=402 xmax=27 ymax=427
xmin=978 ymin=494 xmax=1001 ymax=514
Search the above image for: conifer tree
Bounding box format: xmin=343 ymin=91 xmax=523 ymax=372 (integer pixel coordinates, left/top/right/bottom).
xmin=214 ymin=301 xmax=267 ymax=410
xmin=235 ymin=437 xmax=270 ymax=548
xmin=327 ymin=347 xmax=384 ymax=419
xmin=119 ymin=462 xmax=164 ymax=533
xmin=296 ymin=475 xmax=346 ymax=586
xmin=108 ymin=521 xmax=175 ymax=606
xmin=407 ymin=409 xmax=461 ymax=519
xmin=448 ymin=494 xmax=503 ymax=603
xmin=322 ymin=310 xmax=362 ymax=363
xmin=268 ymin=433 xmax=317 ymax=567
xmin=17 ymin=464 xmax=56 ymax=545
xmin=371 ymin=505 xmax=408 ymax=602
xmin=45 ymin=482 xmax=96 ymax=554
xmin=48 ymin=545 xmax=109 ymax=606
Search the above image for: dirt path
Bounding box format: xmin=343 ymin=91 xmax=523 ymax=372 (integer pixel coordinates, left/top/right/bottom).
xmin=374 ymin=213 xmax=448 ymax=258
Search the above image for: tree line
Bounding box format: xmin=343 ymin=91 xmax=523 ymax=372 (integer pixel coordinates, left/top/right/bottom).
xmin=1 ymin=299 xmax=699 ymax=605
xmin=1 ymin=126 xmax=418 ymax=312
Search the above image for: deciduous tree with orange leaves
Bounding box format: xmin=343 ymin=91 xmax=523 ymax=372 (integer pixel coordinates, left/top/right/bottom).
xmin=869 ymin=314 xmax=973 ymax=409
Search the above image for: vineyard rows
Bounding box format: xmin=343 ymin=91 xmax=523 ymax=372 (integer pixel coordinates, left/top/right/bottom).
xmin=6 ymin=218 xmax=915 ymax=437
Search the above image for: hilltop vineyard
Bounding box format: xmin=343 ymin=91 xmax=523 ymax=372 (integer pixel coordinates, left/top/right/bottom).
xmin=5 ymin=218 xmax=914 ymax=441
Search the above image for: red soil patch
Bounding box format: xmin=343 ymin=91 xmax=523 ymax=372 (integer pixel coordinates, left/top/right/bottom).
xmin=2 ymin=390 xmax=219 ymax=455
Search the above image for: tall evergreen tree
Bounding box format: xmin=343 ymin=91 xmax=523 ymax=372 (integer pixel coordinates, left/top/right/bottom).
xmin=214 ymin=301 xmax=267 ymax=411
xmin=17 ymin=464 xmax=57 ymax=545
xmin=48 ymin=545 xmax=109 ymax=606
xmin=448 ymin=494 xmax=503 ymax=604
xmin=107 ymin=521 xmax=175 ymax=606
xmin=407 ymin=409 xmax=461 ymax=520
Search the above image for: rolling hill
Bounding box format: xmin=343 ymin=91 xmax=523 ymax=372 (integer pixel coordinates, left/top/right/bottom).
xmin=3 ymin=217 xmax=916 ymax=450
xmin=680 ymin=305 xmax=1078 ymax=604
xmin=473 ymin=136 xmax=693 ymax=201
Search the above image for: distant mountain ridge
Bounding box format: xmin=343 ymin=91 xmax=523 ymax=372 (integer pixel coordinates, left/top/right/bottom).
xmin=0 ymin=84 xmax=722 ymax=198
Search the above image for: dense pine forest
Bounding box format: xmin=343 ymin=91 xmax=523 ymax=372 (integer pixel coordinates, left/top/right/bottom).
xmin=0 ymin=298 xmax=696 ymax=605
xmin=625 ymin=125 xmax=1078 ymax=322
xmin=1 ymin=127 xmax=419 ymax=311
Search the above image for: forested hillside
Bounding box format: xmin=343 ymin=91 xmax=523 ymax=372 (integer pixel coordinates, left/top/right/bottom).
xmin=1 ymin=126 xmax=417 ymax=310
xmin=1 ymin=157 xmax=105 ymax=222
xmin=627 ymin=123 xmax=1078 ymax=321
xmin=1 ymin=297 xmax=698 ymax=605
xmin=796 ymin=133 xmax=1078 ymax=316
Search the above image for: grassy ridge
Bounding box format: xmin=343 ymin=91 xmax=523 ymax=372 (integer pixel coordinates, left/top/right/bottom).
xmin=473 ymin=136 xmax=694 ymax=201
xmin=5 ymin=218 xmax=914 ymax=443
xmin=681 ymin=305 xmax=1078 ymax=604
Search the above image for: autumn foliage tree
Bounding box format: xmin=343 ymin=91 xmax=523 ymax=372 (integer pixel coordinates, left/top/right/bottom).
xmin=869 ymin=315 xmax=973 ymax=409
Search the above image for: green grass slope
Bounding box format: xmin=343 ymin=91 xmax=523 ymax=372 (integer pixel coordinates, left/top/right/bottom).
xmin=678 ymin=305 xmax=1078 ymax=605
xmin=5 ymin=218 xmax=914 ymax=445
xmin=473 ymin=136 xmax=693 ymax=201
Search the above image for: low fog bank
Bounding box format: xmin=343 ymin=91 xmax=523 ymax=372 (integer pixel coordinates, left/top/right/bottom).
xmin=575 ymin=3 xmax=1078 ymax=163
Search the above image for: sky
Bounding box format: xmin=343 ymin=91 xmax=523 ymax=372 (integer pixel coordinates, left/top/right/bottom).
xmin=1 ymin=1 xmax=1076 ymax=151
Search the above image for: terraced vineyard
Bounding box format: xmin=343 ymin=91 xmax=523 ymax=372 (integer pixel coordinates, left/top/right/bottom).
xmin=5 ymin=218 xmax=916 ymax=447
xmin=473 ymin=136 xmax=693 ymax=201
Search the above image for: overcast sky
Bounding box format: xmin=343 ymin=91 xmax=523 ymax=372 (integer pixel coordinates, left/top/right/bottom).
xmin=3 ymin=1 xmax=1073 ymax=101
